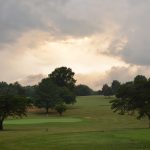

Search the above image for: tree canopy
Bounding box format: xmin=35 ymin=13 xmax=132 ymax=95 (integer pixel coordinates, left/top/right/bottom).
xmin=35 ymin=78 xmax=61 ymax=114
xmin=0 ymin=82 xmax=31 ymax=130
xmin=0 ymin=82 xmax=25 ymax=96
xmin=110 ymin=75 xmax=150 ymax=128
xmin=111 ymin=80 xmax=121 ymax=95
xmin=0 ymin=95 xmax=30 ymax=130
xmin=102 ymin=84 xmax=113 ymax=96
xmin=49 ymin=66 xmax=76 ymax=104
xmin=49 ymin=67 xmax=76 ymax=90
xmin=75 ymin=84 xmax=93 ymax=96
xmin=35 ymin=67 xmax=76 ymax=114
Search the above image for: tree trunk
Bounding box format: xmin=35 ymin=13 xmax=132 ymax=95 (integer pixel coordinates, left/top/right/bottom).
xmin=0 ymin=119 xmax=4 ymax=131
xmin=46 ymin=107 xmax=49 ymax=115
xmin=59 ymin=112 xmax=62 ymax=116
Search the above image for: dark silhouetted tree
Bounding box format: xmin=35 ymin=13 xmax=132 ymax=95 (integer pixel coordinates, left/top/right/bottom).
xmin=102 ymin=84 xmax=113 ymax=96
xmin=110 ymin=75 xmax=150 ymax=128
xmin=35 ymin=78 xmax=60 ymax=114
xmin=0 ymin=95 xmax=30 ymax=130
xmin=35 ymin=67 xmax=76 ymax=114
xmin=49 ymin=66 xmax=76 ymax=90
xmin=75 ymin=84 xmax=93 ymax=96
xmin=0 ymin=82 xmax=25 ymax=96
xmin=111 ymin=80 xmax=121 ymax=95
xmin=49 ymin=66 xmax=76 ymax=104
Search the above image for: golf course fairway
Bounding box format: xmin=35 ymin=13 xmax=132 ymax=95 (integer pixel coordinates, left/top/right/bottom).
xmin=4 ymin=118 xmax=82 ymax=125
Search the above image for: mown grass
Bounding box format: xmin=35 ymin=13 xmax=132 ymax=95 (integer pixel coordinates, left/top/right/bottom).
xmin=1 ymin=96 xmax=150 ymax=150
xmin=4 ymin=118 xmax=82 ymax=125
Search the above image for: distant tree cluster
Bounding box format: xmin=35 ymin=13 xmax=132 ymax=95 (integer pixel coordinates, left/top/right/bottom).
xmin=75 ymin=84 xmax=93 ymax=96
xmin=110 ymin=75 xmax=150 ymax=128
xmin=75 ymin=84 xmax=101 ymax=96
xmin=0 ymin=82 xmax=25 ymax=96
xmin=101 ymin=80 xmax=121 ymax=96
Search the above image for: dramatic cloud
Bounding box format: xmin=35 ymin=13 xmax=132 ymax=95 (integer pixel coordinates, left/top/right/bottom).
xmin=94 ymin=0 xmax=150 ymax=66
xmin=0 ymin=0 xmax=150 ymax=89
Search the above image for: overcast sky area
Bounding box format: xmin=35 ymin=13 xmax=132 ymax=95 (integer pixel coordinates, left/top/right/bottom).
xmin=0 ymin=0 xmax=150 ymax=90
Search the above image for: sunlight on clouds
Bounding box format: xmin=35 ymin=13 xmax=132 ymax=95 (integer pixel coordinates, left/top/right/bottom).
xmin=0 ymin=27 xmax=128 ymax=87
xmin=31 ymin=31 xmax=128 ymax=75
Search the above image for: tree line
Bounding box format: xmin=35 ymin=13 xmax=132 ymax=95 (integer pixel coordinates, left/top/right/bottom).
xmin=75 ymin=84 xmax=100 ymax=96
xmin=1 ymin=66 xmax=150 ymax=130
xmin=101 ymin=80 xmax=121 ymax=96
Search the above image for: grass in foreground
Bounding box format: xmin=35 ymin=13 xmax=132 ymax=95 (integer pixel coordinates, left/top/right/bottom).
xmin=1 ymin=96 xmax=150 ymax=150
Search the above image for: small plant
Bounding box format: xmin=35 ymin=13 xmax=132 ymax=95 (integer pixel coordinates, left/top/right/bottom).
xmin=55 ymin=104 xmax=67 ymax=116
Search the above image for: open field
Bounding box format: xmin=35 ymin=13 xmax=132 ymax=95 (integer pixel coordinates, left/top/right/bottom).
xmin=1 ymin=96 xmax=150 ymax=150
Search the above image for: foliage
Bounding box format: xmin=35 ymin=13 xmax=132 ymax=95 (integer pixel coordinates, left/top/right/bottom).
xmin=49 ymin=66 xmax=76 ymax=104
xmin=35 ymin=78 xmax=60 ymax=114
xmin=35 ymin=66 xmax=76 ymax=114
xmin=102 ymin=84 xmax=113 ymax=96
xmin=94 ymin=90 xmax=102 ymax=95
xmin=0 ymin=82 xmax=9 ymax=94
xmin=49 ymin=66 xmax=76 ymax=90
xmin=59 ymin=87 xmax=76 ymax=104
xmin=110 ymin=75 xmax=150 ymax=128
xmin=75 ymin=84 xmax=93 ymax=96
xmin=111 ymin=80 xmax=121 ymax=95
xmin=55 ymin=104 xmax=67 ymax=116
xmin=0 ymin=82 xmax=25 ymax=96
xmin=0 ymin=82 xmax=30 ymax=130
xmin=0 ymin=95 xmax=30 ymax=130
xmin=24 ymin=85 xmax=37 ymax=99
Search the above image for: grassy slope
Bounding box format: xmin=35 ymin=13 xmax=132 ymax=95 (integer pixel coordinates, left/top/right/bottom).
xmin=1 ymin=96 xmax=150 ymax=150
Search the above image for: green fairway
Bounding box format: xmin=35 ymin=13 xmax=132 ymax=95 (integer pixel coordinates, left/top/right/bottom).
xmin=1 ymin=96 xmax=150 ymax=150
xmin=4 ymin=118 xmax=82 ymax=125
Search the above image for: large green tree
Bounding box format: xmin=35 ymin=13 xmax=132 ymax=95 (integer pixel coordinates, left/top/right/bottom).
xmin=59 ymin=87 xmax=76 ymax=104
xmin=49 ymin=67 xmax=76 ymax=104
xmin=0 ymin=95 xmax=30 ymax=130
xmin=35 ymin=78 xmax=60 ymax=114
xmin=49 ymin=67 xmax=76 ymax=90
xmin=110 ymin=75 xmax=150 ymax=128
xmin=35 ymin=67 xmax=76 ymax=114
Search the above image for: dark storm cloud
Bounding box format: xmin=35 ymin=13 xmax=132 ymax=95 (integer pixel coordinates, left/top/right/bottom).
xmin=0 ymin=0 xmax=46 ymax=44
xmin=96 ymin=0 xmax=150 ymax=66
xmin=0 ymin=0 xmax=101 ymax=46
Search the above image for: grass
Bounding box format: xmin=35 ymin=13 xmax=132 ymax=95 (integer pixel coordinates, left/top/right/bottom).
xmin=1 ymin=96 xmax=150 ymax=150
xmin=4 ymin=118 xmax=82 ymax=125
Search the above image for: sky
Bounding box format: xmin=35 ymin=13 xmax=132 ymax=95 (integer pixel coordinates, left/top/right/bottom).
xmin=0 ymin=0 xmax=150 ymax=90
